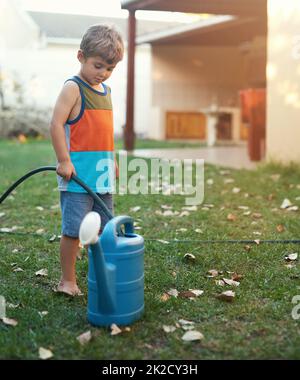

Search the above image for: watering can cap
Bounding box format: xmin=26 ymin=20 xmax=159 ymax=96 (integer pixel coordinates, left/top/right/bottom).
xmin=79 ymin=211 xmax=101 ymax=245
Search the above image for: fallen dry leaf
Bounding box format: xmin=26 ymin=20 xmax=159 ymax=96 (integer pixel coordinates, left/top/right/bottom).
xmin=163 ymin=325 xmax=176 ymax=333
xmin=48 ymin=235 xmax=57 ymax=242
xmin=167 ymin=289 xmax=179 ymax=298
xmin=181 ymin=325 xmax=195 ymax=331
xmin=160 ymin=293 xmax=171 ymax=302
xmin=76 ymin=331 xmax=92 ymax=345
xmin=183 ymin=253 xmax=196 ymax=261
xmin=35 ymin=269 xmax=48 ymax=277
xmin=227 ymin=213 xmax=237 ymax=221
xmin=161 ymin=205 xmax=172 ymax=210
xmin=189 ymin=289 xmax=204 ymax=297
xmin=179 ymin=291 xmax=197 ymax=299
xmin=217 ymin=290 xmax=235 ymax=302
xmin=285 ymin=253 xmax=298 ymax=261
xmin=287 ymin=206 xmax=299 ymax=212
xmin=270 ymin=174 xmax=281 ymax=181
xmin=110 ymin=323 xmax=122 ymax=336
xmin=216 ymin=280 xmax=225 ymax=286
xmin=179 ymin=211 xmax=190 ymax=217
xmin=130 ymin=206 xmax=141 ymax=212
xmin=178 ymin=319 xmax=195 ymax=326
xmin=181 ymin=330 xmax=204 ymax=342
xmin=157 ymin=239 xmax=170 ymax=244
xmin=207 ymin=269 xmax=219 ymax=277
xmin=238 ymin=206 xmax=249 ymax=210
xmin=50 ymin=204 xmax=60 ymax=210
xmin=156 ymin=210 xmax=178 ymax=217
xmin=13 ymin=267 xmax=24 ymax=272
xmin=280 ymin=198 xmax=292 ymax=209
xmin=231 ymin=273 xmax=243 ymax=282
xmin=0 ymin=227 xmax=13 ymax=233
xmin=195 ymin=228 xmax=203 ymax=234
xmin=252 ymin=213 xmax=262 ymax=219
xmin=220 ymin=170 xmax=231 ymax=176
xmin=254 ymin=239 xmax=260 ymax=245
xmin=232 ymin=187 xmax=241 ymax=194
xmin=144 ymin=343 xmax=154 ymax=349
xmin=1 ymin=317 xmax=18 ymax=327
xmin=177 ymin=228 xmax=187 ymax=232
xmin=244 ymin=245 xmax=251 ymax=251
xmin=285 ymin=263 xmax=295 ymax=269
xmin=7 ymin=303 xmax=20 ymax=309
xmin=38 ymin=311 xmax=48 ymax=318
xmin=276 ymin=224 xmax=285 ymax=233
xmin=35 ymin=229 xmax=45 ymax=235
xmin=39 ymin=347 xmax=53 ymax=360
xmin=182 ymin=206 xmax=197 ymax=211
xmin=222 ymin=278 xmax=240 ymax=287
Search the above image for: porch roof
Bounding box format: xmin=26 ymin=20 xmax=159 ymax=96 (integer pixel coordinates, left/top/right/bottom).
xmin=122 ymin=1 xmax=267 ymax=46
xmin=121 ymin=0 xmax=266 ymax=17
xmin=136 ymin=16 xmax=265 ymax=46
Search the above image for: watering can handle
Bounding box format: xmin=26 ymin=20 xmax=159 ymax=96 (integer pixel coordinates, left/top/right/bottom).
xmin=101 ymin=215 xmax=135 ymax=248
xmin=113 ymin=215 xmax=134 ymax=235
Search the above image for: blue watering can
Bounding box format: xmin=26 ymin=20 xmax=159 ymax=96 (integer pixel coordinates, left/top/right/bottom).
xmin=79 ymin=211 xmax=144 ymax=326
xmin=0 ymin=166 xmax=145 ymax=327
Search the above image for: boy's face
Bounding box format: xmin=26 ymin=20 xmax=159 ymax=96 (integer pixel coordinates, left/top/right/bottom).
xmin=78 ymin=50 xmax=117 ymax=86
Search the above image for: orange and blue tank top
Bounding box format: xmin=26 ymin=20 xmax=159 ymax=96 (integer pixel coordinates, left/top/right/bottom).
xmin=57 ymin=75 xmax=115 ymax=194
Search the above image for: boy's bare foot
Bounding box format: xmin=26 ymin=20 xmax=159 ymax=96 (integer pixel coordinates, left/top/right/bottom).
xmin=56 ymin=280 xmax=83 ymax=296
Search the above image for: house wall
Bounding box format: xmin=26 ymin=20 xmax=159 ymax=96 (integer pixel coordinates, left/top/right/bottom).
xmin=0 ymin=0 xmax=39 ymax=50
xmin=149 ymin=41 xmax=266 ymax=140
xmin=152 ymin=45 xmax=246 ymax=110
xmin=2 ymin=40 xmax=152 ymax=138
xmin=266 ymin=0 xmax=300 ymax=163
xmin=0 ymin=1 xmax=152 ymax=138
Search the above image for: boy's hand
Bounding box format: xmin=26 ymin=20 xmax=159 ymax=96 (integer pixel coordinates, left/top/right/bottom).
xmin=57 ymin=160 xmax=76 ymax=181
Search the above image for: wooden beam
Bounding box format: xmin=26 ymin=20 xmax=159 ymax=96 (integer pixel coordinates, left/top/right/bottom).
xmin=124 ymin=10 xmax=136 ymax=151
xmin=121 ymin=0 xmax=266 ymax=17
xmin=122 ymin=0 xmax=159 ymax=11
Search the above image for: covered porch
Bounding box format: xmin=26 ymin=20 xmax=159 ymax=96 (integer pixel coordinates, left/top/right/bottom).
xmin=121 ymin=0 xmax=300 ymax=164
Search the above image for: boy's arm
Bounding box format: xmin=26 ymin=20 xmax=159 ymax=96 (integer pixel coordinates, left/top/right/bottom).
xmin=50 ymin=82 xmax=79 ymax=181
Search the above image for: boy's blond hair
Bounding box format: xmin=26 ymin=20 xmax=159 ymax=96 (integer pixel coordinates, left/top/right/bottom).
xmin=80 ymin=24 xmax=124 ymax=64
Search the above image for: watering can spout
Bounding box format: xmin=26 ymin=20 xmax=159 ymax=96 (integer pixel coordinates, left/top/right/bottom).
xmin=79 ymin=212 xmax=116 ymax=314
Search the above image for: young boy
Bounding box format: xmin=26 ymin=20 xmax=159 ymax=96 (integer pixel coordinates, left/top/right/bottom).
xmin=50 ymin=24 xmax=124 ymax=296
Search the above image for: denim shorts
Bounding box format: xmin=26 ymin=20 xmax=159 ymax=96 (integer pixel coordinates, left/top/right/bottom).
xmin=60 ymin=191 xmax=114 ymax=238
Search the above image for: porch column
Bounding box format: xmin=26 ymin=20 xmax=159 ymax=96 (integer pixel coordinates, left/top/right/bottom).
xmin=266 ymin=0 xmax=300 ymax=162
xmin=124 ymin=10 xmax=136 ymax=151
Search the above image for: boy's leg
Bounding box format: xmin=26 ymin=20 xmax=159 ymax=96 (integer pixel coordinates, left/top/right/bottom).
xmin=58 ymin=235 xmax=82 ymax=296
xmin=58 ymin=191 xmax=93 ymax=295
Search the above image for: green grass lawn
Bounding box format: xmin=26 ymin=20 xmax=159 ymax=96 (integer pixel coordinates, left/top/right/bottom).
xmin=114 ymin=138 xmax=205 ymax=150
xmin=0 ymin=139 xmax=300 ymax=359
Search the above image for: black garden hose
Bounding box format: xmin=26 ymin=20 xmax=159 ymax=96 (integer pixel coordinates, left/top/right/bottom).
xmin=0 ymin=166 xmax=114 ymax=221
